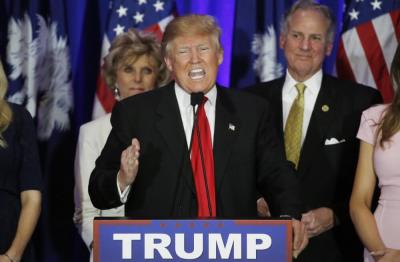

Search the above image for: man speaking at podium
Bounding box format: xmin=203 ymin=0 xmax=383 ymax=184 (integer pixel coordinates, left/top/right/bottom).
xmin=89 ymin=14 xmax=308 ymax=257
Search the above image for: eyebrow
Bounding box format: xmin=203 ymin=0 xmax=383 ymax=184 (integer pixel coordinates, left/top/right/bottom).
xmin=176 ymin=43 xmax=210 ymax=49
xmin=291 ymin=30 xmax=323 ymax=37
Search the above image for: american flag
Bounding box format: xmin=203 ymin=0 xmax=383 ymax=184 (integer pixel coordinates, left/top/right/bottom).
xmin=336 ymin=0 xmax=400 ymax=102
xmin=92 ymin=0 xmax=175 ymax=119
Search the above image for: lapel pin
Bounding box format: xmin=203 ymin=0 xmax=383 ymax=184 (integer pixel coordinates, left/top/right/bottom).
xmin=322 ymin=105 xmax=329 ymax=112
xmin=228 ymin=123 xmax=235 ymax=131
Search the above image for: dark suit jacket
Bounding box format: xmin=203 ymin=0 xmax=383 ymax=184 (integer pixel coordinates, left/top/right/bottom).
xmin=89 ymin=82 xmax=303 ymax=219
xmin=249 ymin=75 xmax=382 ymax=262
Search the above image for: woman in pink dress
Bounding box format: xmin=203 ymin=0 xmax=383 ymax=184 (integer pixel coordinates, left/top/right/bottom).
xmin=350 ymin=44 xmax=400 ymax=261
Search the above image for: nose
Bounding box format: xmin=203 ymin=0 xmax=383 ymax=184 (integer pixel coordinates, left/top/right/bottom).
xmin=190 ymin=49 xmax=200 ymax=63
xmin=300 ymin=38 xmax=311 ymax=51
xmin=134 ymin=72 xmax=142 ymax=83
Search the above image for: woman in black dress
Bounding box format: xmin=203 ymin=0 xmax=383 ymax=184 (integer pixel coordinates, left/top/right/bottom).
xmin=0 ymin=61 xmax=42 ymax=262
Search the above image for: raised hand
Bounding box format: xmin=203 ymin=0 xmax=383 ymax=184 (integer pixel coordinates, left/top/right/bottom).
xmin=118 ymin=138 xmax=140 ymax=191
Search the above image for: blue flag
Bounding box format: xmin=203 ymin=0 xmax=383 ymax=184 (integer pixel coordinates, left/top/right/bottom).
xmin=4 ymin=0 xmax=73 ymax=139
xmin=1 ymin=0 xmax=84 ymax=261
xmin=230 ymin=0 xmax=292 ymax=88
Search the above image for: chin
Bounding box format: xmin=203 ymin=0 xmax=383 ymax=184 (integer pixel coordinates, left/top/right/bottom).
xmin=193 ymin=85 xmax=211 ymax=94
xmin=128 ymin=91 xmax=141 ymax=97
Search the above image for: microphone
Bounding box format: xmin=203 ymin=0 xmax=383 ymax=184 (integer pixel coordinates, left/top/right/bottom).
xmin=189 ymin=92 xmax=213 ymax=217
xmin=190 ymin=92 xmax=204 ymax=107
xmin=189 ymin=92 xmax=204 ymax=150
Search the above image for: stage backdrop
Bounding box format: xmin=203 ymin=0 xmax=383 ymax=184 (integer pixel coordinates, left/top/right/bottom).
xmin=0 ymin=0 xmax=398 ymax=261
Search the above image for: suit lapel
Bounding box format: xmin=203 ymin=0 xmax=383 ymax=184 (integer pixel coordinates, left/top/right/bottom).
xmin=297 ymin=75 xmax=338 ymax=175
xmin=213 ymin=87 xmax=239 ymax=192
xmin=155 ymin=84 xmax=195 ymax=193
xmin=269 ymin=78 xmax=285 ymax=140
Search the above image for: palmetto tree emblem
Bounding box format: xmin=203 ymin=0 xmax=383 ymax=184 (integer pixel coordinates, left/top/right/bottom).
xmin=252 ymin=26 xmax=283 ymax=82
xmin=7 ymin=13 xmax=73 ymax=140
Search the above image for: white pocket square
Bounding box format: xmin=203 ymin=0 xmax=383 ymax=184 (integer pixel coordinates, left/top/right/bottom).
xmin=324 ymin=137 xmax=346 ymax=145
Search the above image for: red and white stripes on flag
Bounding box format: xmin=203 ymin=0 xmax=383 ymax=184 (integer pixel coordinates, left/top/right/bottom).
xmin=337 ymin=4 xmax=400 ymax=103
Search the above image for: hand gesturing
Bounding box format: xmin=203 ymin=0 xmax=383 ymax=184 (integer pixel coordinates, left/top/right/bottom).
xmin=118 ymin=138 xmax=140 ymax=191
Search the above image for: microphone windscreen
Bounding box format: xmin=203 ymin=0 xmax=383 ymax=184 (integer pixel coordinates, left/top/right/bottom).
xmin=190 ymin=92 xmax=204 ymax=107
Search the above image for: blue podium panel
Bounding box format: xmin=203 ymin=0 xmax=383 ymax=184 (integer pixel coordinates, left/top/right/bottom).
xmin=94 ymin=219 xmax=292 ymax=262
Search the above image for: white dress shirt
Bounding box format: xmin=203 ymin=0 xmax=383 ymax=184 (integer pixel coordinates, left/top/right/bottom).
xmin=282 ymin=69 xmax=322 ymax=145
xmin=175 ymin=83 xmax=217 ymax=148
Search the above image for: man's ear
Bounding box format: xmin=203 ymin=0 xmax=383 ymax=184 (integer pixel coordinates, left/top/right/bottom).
xmin=164 ymin=56 xmax=173 ymax=71
xmin=325 ymin=41 xmax=333 ymax=56
xmin=218 ymin=49 xmax=224 ymax=65
xmin=279 ymin=34 xmax=286 ymax=49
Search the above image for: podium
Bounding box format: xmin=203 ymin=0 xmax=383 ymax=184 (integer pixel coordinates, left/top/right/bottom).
xmin=93 ymin=218 xmax=292 ymax=261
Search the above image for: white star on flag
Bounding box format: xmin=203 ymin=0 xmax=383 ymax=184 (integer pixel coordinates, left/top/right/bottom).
xmin=154 ymin=0 xmax=165 ymax=12
xmin=113 ymin=24 xmax=125 ymax=35
xmin=370 ymin=0 xmax=382 ymax=11
xmin=116 ymin=5 xmax=128 ymax=17
xmin=349 ymin=8 xmax=359 ymax=20
xmin=133 ymin=11 xmax=144 ymax=24
xmin=138 ymin=0 xmax=147 ymax=5
xmin=337 ymin=0 xmax=399 ymax=103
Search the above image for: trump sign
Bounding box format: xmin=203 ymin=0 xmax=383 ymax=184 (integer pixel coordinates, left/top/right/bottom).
xmin=93 ymin=219 xmax=292 ymax=261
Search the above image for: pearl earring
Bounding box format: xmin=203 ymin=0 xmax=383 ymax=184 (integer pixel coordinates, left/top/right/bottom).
xmin=113 ymin=86 xmax=120 ymax=100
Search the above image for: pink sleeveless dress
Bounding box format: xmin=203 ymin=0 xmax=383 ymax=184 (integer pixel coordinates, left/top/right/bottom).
xmin=357 ymin=104 xmax=400 ymax=261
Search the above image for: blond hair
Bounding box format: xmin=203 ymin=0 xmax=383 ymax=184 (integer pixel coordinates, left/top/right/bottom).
xmin=102 ymin=28 xmax=170 ymax=89
xmin=0 ymin=61 xmax=13 ymax=148
xmin=161 ymin=14 xmax=223 ymax=58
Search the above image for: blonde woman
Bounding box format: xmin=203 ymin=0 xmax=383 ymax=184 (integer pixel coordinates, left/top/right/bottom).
xmin=0 ymin=61 xmax=42 ymax=262
xmin=73 ymin=28 xmax=170 ymax=257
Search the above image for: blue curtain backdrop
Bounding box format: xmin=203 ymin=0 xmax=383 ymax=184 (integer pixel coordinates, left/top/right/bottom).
xmin=0 ymin=0 xmax=346 ymax=260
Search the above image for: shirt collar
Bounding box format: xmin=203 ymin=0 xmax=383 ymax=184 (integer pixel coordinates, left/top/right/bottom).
xmin=174 ymin=82 xmax=217 ymax=109
xmin=283 ymin=69 xmax=323 ymax=96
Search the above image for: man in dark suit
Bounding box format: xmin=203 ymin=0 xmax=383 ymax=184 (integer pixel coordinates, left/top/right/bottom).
xmin=89 ymin=14 xmax=308 ymax=257
xmin=249 ymin=1 xmax=382 ymax=261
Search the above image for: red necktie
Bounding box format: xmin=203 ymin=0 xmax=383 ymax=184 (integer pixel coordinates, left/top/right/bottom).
xmin=191 ymin=97 xmax=216 ymax=217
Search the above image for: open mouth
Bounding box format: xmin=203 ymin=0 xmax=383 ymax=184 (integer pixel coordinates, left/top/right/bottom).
xmin=188 ymin=68 xmax=206 ymax=80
